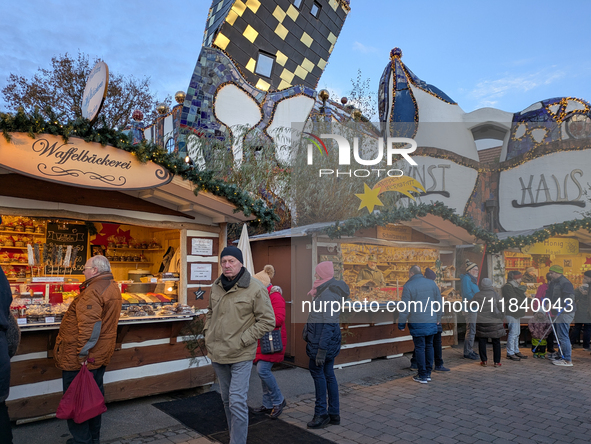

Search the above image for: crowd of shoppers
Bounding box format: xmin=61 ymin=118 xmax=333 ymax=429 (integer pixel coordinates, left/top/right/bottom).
xmin=4 ymin=246 xmax=591 ymax=442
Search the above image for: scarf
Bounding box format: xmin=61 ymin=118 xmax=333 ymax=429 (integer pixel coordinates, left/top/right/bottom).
xmin=307 ymin=261 xmax=334 ymax=298
xmin=221 ymin=267 xmax=245 ymax=292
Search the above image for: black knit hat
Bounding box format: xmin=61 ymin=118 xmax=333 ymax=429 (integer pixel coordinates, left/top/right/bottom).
xmin=584 ymin=270 xmax=591 ymax=279
xmin=220 ymin=246 xmax=243 ymax=264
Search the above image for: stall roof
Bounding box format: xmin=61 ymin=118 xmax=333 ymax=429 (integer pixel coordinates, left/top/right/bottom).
xmin=251 ymin=215 xmax=481 ymax=246
xmin=0 ymin=169 xmax=254 ymax=226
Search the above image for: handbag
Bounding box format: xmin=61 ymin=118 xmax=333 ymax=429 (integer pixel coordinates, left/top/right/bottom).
xmin=56 ymin=363 xmax=107 ymax=423
xmin=260 ymin=328 xmax=283 ymax=354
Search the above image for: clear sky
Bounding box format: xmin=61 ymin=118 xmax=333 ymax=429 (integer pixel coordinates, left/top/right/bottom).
xmin=1 ymin=0 xmax=590 ymax=115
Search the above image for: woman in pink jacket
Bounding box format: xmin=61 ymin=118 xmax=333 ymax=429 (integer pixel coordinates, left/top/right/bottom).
xmin=252 ymin=265 xmax=287 ymax=419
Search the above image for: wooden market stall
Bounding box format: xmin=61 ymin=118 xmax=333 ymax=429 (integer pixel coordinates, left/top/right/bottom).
xmin=0 ymin=132 xmax=255 ymax=421
xmin=250 ymin=216 xmax=482 ymax=369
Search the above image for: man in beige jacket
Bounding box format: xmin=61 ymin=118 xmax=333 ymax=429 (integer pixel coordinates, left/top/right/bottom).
xmin=205 ymin=246 xmax=275 ymax=444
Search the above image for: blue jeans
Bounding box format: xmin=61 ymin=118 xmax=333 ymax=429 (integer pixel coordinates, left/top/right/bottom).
xmin=464 ymin=311 xmax=477 ymax=356
xmin=411 ymin=331 xmax=444 ymax=368
xmin=62 ymin=366 xmax=106 ymax=444
xmin=212 ymin=361 xmax=252 ymax=444
xmin=505 ymin=315 xmax=521 ymax=356
xmin=413 ymin=334 xmax=434 ymax=379
xmin=308 ymin=357 xmax=339 ymax=417
xmin=256 ymin=360 xmax=284 ymax=408
xmin=555 ymin=311 xmax=575 ymax=361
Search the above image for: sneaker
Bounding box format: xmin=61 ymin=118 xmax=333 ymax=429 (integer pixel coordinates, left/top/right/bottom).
xmin=426 ymin=375 xmax=432 ymax=381
xmin=546 ymin=352 xmax=558 ymax=360
xmin=506 ymin=354 xmax=521 ymax=361
xmin=583 ymin=347 xmax=591 ymax=352
xmin=252 ymin=405 xmax=273 ymax=414
xmin=269 ymin=399 xmax=286 ymax=419
xmin=464 ymin=353 xmax=478 ymax=360
xmin=552 ymin=359 xmax=573 ymax=367
xmin=515 ymin=352 xmax=528 ymax=359
xmin=493 ymin=363 xmax=502 ymax=367
xmin=412 ymin=375 xmax=428 ymax=384
xmin=434 ymin=366 xmax=450 ymax=372
xmin=329 ymin=414 xmax=340 ymax=425
xmin=480 ymin=361 xmax=487 ymax=367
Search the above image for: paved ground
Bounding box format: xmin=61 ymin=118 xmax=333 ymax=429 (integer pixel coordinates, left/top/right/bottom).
xmin=12 ymin=344 xmax=591 ymax=444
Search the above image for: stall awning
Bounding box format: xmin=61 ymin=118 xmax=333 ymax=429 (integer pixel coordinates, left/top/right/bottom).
xmin=251 ymin=215 xmax=481 ymax=247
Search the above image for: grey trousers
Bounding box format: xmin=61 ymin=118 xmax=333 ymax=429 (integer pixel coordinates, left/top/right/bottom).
xmin=464 ymin=311 xmax=477 ymax=356
xmin=212 ymin=360 xmax=252 ymax=444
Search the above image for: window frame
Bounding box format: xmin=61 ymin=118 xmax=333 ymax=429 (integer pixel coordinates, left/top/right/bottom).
xmin=255 ymin=52 xmax=275 ymax=78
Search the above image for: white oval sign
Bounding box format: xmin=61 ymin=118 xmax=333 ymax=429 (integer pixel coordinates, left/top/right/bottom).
xmin=82 ymin=61 xmax=109 ymax=122
xmin=0 ymin=133 xmax=173 ymax=190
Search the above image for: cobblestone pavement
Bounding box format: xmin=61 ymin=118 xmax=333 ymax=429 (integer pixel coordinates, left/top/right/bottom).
xmin=91 ymin=346 xmax=591 ymax=443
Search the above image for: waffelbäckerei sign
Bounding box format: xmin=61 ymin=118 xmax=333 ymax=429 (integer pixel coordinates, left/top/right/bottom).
xmin=0 ymin=132 xmax=172 ymax=189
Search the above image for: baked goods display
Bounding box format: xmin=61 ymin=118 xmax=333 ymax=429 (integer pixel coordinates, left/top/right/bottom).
xmin=337 ymin=243 xmax=439 ymax=303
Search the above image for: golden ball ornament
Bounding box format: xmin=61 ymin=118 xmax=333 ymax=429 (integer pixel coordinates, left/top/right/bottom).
xmin=175 ymin=91 xmax=186 ymax=104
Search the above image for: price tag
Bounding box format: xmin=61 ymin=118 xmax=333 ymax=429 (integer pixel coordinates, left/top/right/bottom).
xmin=17 ymin=318 xmax=27 ymax=325
xmin=45 ymin=317 xmax=55 ymax=323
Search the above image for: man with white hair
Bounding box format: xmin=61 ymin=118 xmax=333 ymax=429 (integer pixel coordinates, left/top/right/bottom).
xmin=55 ymin=254 xmax=122 ymax=444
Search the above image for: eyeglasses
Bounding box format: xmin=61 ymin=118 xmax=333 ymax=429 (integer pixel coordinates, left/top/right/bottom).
xmin=84 ymin=266 xmax=96 ymax=269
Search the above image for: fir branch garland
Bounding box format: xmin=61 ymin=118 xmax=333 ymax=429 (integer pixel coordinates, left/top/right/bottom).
xmin=321 ymin=202 xmax=591 ymax=254
xmin=0 ymin=108 xmax=279 ymax=231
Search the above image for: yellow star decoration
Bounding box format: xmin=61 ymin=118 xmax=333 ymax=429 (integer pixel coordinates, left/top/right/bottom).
xmin=355 ymin=183 xmax=384 ymax=213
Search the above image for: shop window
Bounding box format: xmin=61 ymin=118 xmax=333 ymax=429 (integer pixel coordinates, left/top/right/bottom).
xmin=293 ymin=0 xmax=303 ymax=9
xmin=310 ymin=2 xmax=321 ymax=17
xmin=255 ymin=52 xmax=274 ymax=78
xmin=165 ymin=138 xmax=175 ymax=154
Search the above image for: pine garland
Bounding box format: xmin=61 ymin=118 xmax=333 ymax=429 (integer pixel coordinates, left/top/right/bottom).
xmin=321 ymin=202 xmax=591 ymax=253
xmin=0 ymin=108 xmax=279 ymax=231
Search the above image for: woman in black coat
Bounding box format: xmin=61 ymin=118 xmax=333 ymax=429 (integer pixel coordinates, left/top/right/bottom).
xmin=472 ymin=278 xmax=506 ymax=367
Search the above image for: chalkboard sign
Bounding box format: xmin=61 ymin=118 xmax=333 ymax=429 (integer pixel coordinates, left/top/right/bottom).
xmin=44 ymin=223 xmax=88 ymax=275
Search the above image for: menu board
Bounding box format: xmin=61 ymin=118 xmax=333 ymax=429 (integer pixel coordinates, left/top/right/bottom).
xmin=44 ymin=223 xmax=88 ymax=274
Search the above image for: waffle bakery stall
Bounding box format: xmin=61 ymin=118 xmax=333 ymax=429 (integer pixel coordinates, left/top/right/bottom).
xmin=250 ymin=216 xmax=481 ymax=369
xmin=0 ymin=132 xmax=257 ymax=422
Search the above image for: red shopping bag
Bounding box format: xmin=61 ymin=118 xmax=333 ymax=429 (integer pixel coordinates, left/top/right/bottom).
xmin=56 ymin=363 xmax=107 ymax=423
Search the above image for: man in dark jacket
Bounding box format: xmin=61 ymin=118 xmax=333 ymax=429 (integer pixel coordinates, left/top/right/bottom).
xmin=398 ymin=266 xmax=442 ymax=384
xmin=547 ymin=265 xmax=575 ymax=366
xmin=0 ymin=256 xmax=14 ymax=443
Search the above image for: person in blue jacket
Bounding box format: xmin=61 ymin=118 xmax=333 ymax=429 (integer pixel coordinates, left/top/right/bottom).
xmin=460 ymin=260 xmax=480 ymax=360
xmin=398 ymin=265 xmax=442 ymax=384
xmin=302 ymin=261 xmax=349 ymax=429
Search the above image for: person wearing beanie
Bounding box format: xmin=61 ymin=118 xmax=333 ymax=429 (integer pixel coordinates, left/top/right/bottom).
xmin=472 ymin=278 xmax=506 ymax=367
xmin=356 ymin=254 xmax=385 ymax=287
xmin=546 ymin=265 xmax=575 ymax=366
xmin=205 ymin=248 xmax=275 ymax=444
xmin=252 ymin=265 xmax=287 ymax=419
xmin=501 ymin=270 xmax=529 ymax=361
xmin=570 ymin=270 xmax=591 ymax=351
xmin=460 ymin=260 xmax=480 ymax=360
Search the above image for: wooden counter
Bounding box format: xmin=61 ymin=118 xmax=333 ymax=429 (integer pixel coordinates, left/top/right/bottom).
xmin=7 ymin=314 xmax=213 ymax=421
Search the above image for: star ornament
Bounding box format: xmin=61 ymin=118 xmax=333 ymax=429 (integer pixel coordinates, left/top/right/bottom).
xmin=355 ymin=183 xmax=384 ymax=213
